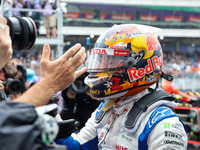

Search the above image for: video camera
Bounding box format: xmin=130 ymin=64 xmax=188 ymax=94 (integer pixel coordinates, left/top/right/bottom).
xmin=3 ymin=78 xmax=23 ymax=95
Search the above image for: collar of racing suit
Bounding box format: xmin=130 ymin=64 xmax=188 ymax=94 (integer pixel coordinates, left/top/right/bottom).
xmin=94 ymin=89 xmax=177 ymax=133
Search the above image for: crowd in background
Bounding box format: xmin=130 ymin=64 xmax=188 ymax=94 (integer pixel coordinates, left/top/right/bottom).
xmin=163 ymin=51 xmax=200 ymax=79
xmin=2 ymin=0 xmax=58 ymax=38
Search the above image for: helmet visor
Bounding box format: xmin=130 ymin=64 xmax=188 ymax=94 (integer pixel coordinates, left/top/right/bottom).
xmin=87 ymin=53 xmax=127 ymax=72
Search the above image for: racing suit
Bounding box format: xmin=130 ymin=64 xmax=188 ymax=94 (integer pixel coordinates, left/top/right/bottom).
xmin=55 ymin=89 xmax=188 ymax=150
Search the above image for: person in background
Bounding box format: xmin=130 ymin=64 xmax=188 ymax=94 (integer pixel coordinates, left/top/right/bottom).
xmin=162 ymin=79 xmax=195 ymax=102
xmin=26 ymin=68 xmax=36 ymax=88
xmin=1 ymin=0 xmax=12 ymax=17
xmin=12 ymin=58 xmax=28 ymax=93
xmin=0 ymin=13 xmax=87 ymax=106
xmin=0 ymin=61 xmax=22 ymax=100
xmin=0 ymin=14 xmax=87 ymax=150
xmin=60 ymin=67 xmax=100 ymax=131
xmin=41 ymin=0 xmax=57 ymax=39
xmin=0 ymin=61 xmax=21 ymax=82
xmin=28 ymin=0 xmax=41 ymax=35
xmin=13 ymin=0 xmax=28 ymax=17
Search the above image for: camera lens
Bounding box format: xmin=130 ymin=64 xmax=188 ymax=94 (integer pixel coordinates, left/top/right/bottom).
xmin=3 ymin=78 xmax=23 ymax=95
xmin=7 ymin=79 xmax=23 ymax=94
xmin=5 ymin=16 xmax=37 ymax=51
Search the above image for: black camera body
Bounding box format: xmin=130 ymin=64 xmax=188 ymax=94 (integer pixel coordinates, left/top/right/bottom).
xmin=5 ymin=16 xmax=37 ymax=51
xmin=2 ymin=78 xmax=23 ymax=95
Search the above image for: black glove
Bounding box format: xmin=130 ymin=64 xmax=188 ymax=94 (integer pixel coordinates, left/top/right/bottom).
xmin=56 ymin=119 xmax=80 ymax=139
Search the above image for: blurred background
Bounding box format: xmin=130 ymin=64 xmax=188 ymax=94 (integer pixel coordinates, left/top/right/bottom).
xmin=3 ymin=0 xmax=200 ymax=92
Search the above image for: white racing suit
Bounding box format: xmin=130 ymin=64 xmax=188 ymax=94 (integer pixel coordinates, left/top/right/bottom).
xmin=55 ymin=90 xmax=188 ymax=150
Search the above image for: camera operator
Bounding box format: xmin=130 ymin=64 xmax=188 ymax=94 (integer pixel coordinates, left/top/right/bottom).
xmin=0 ymin=14 xmax=87 ymax=150
xmin=0 ymin=61 xmax=22 ymax=101
xmin=0 ymin=61 xmax=21 ymax=82
xmin=0 ymin=15 xmax=87 ymax=105
xmin=12 ymin=58 xmax=29 ymax=93
xmin=60 ymin=65 xmax=100 ymax=131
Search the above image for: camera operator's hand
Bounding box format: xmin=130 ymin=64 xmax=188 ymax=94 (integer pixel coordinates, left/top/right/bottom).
xmin=15 ymin=43 xmax=87 ymax=107
xmin=10 ymin=93 xmax=22 ymax=101
xmin=0 ymin=15 xmax=13 ymax=69
xmin=56 ymin=119 xmax=80 ymax=139
xmin=0 ymin=80 xmax=5 ymax=91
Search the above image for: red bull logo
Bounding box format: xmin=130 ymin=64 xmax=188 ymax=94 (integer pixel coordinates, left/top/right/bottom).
xmin=127 ymin=55 xmax=162 ymax=82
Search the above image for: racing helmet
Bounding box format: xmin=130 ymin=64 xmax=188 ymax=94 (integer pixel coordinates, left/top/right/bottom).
xmin=85 ymin=24 xmax=163 ymax=99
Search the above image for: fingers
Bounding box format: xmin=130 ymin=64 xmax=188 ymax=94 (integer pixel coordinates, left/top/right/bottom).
xmin=64 ymin=43 xmax=82 ymax=60
xmin=74 ymin=66 xmax=87 ymax=79
xmin=41 ymin=43 xmax=51 ymax=62
xmin=64 ymin=43 xmax=87 ymax=72
xmin=0 ymin=15 xmax=7 ymax=23
xmin=70 ymin=47 xmax=87 ymax=72
xmin=0 ymin=80 xmax=4 ymax=91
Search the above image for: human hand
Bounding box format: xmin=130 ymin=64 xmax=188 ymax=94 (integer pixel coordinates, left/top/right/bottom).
xmin=0 ymin=15 xmax=13 ymax=69
xmin=40 ymin=43 xmax=87 ymax=93
xmin=0 ymin=80 xmax=5 ymax=91
xmin=10 ymin=93 xmax=22 ymax=100
xmin=56 ymin=119 xmax=80 ymax=139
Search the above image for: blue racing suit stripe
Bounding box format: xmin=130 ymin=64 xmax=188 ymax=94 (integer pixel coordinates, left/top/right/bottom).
xmin=138 ymin=106 xmax=178 ymax=150
xmin=95 ymin=102 xmax=104 ymax=117
xmin=55 ymin=136 xmax=98 ymax=150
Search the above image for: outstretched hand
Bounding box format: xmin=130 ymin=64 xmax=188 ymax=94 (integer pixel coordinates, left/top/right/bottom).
xmin=40 ymin=43 xmax=87 ymax=93
xmin=15 ymin=43 xmax=87 ymax=106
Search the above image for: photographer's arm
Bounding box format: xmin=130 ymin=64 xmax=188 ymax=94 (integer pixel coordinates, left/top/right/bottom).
xmin=14 ymin=43 xmax=87 ymax=107
xmin=0 ymin=80 xmax=4 ymax=91
xmin=0 ymin=15 xmax=13 ymax=69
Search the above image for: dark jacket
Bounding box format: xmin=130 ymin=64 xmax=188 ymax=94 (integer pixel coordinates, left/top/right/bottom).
xmin=60 ymin=88 xmax=100 ymax=130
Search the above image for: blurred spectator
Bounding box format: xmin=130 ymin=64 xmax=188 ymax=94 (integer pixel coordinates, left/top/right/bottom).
xmin=1 ymin=0 xmax=12 ymax=17
xmin=0 ymin=61 xmax=22 ymax=100
xmin=13 ymin=0 xmax=28 ymax=16
xmin=41 ymin=0 xmax=57 ymax=38
xmin=26 ymin=68 xmax=36 ymax=88
xmin=12 ymin=58 xmax=28 ymax=93
xmin=162 ymin=79 xmax=194 ymax=101
xmin=162 ymin=51 xmax=200 ymax=78
xmin=30 ymin=56 xmax=39 ymax=69
xmin=28 ymin=0 xmax=41 ymax=35
xmin=0 ymin=61 xmax=21 ymax=81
